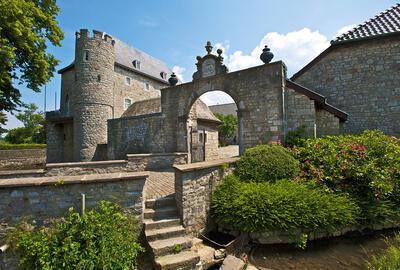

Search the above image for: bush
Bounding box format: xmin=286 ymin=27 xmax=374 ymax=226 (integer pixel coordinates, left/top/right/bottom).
xmin=211 ymin=175 xmax=359 ymax=233
xmin=235 ymin=144 xmax=300 ymax=182
xmin=285 ymin=125 xmax=307 ymax=147
xmin=0 ymin=143 xmax=46 ymax=150
xmin=292 ymin=130 xmax=400 ymax=223
xmin=367 ymin=233 xmax=400 ymax=270
xmin=7 ymin=201 xmax=144 ymax=270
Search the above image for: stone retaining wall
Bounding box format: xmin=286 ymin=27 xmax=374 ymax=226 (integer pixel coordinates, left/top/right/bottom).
xmin=127 ymin=152 xmax=187 ymax=171
xmin=45 ymin=160 xmax=128 ymax=176
xmin=0 ymin=172 xmax=147 ymax=269
xmin=174 ymin=157 xmax=238 ymax=234
xmin=0 ymin=149 xmax=46 ymax=170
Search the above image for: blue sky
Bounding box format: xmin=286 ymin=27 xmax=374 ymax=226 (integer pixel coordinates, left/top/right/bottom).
xmin=5 ymin=0 xmax=399 ymax=129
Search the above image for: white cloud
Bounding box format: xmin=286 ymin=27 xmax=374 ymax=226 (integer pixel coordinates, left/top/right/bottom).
xmin=222 ymin=28 xmax=330 ymax=74
xmin=172 ymin=65 xmax=186 ymax=83
xmin=334 ymin=24 xmax=357 ymax=38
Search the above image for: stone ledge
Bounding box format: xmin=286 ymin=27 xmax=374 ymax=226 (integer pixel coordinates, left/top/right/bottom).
xmin=0 ymin=172 xmax=148 ymax=188
xmin=174 ymin=157 xmax=239 ymax=172
xmin=46 ymin=159 xmax=128 ymax=168
xmin=127 ymin=152 xmax=187 ymax=158
xmin=0 ymin=169 xmax=45 ymax=177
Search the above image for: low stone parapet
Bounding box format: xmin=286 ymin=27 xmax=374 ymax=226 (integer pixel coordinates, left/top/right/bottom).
xmin=127 ymin=152 xmax=187 ymax=171
xmin=0 ymin=149 xmax=46 ymax=170
xmin=174 ymin=157 xmax=239 ymax=234
xmin=45 ymin=159 xmax=128 ymax=176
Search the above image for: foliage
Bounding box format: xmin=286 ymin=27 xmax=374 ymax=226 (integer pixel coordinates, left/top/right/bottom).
xmin=0 ymin=143 xmax=46 ymax=150
xmin=215 ymin=113 xmax=238 ymax=146
xmin=173 ymin=244 xmax=183 ymax=254
xmin=292 ymin=130 xmax=400 ymax=223
xmin=5 ymin=103 xmax=45 ymax=144
xmin=235 ymin=144 xmax=300 ymax=183
xmin=7 ymin=201 xmax=144 ymax=270
xmin=285 ymin=125 xmax=307 ymax=147
xmin=0 ymin=0 xmax=63 ymax=113
xmin=367 ymin=233 xmax=400 ymax=270
xmin=0 ymin=111 xmax=7 ymax=135
xmin=211 ymin=175 xmax=359 ymax=233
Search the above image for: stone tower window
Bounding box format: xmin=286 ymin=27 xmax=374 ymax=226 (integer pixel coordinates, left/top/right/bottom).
xmin=83 ymin=50 xmax=89 ymax=61
xmin=124 ymin=98 xmax=132 ymax=110
xmin=133 ymin=60 xmax=141 ymax=70
xmin=125 ymin=77 xmax=131 ymax=86
xmin=144 ymin=82 xmax=150 ymax=91
xmin=97 ymin=74 xmax=101 ymax=82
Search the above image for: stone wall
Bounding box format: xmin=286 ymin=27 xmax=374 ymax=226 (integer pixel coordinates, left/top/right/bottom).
xmin=0 ymin=172 xmax=147 ymax=269
xmin=127 ymin=153 xmax=187 ymax=171
xmin=286 ymin=88 xmax=316 ymax=137
xmin=174 ymin=157 xmax=238 ymax=234
xmin=316 ymin=107 xmax=340 ymax=136
xmin=0 ymin=149 xmax=46 ymax=170
xmin=107 ymin=113 xmax=166 ymax=159
xmin=294 ymin=37 xmax=400 ymax=135
xmin=45 ymin=160 xmax=128 ymax=176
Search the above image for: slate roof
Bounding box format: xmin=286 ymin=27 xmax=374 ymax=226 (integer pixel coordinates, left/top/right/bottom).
xmin=121 ymin=98 xmax=221 ymax=123
xmin=333 ymin=3 xmax=400 ymax=44
xmin=58 ymin=33 xmax=173 ymax=84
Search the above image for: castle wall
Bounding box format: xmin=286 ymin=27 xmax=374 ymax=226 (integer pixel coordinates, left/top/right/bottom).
xmin=112 ymin=66 xmax=165 ymax=118
xmin=286 ymin=88 xmax=316 ymax=137
xmin=294 ymin=37 xmax=400 ymax=135
xmin=107 ymin=113 xmax=166 ymax=160
xmin=316 ymin=107 xmax=340 ymax=136
xmin=60 ymin=69 xmax=75 ymax=116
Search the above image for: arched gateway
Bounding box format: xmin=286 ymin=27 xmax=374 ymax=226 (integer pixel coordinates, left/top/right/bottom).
xmin=108 ymin=42 xmax=347 ymax=161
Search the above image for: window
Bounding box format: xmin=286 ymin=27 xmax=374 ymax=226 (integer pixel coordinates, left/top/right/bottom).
xmin=133 ymin=60 xmax=141 ymax=70
xmin=144 ymin=82 xmax=150 ymax=90
xmin=125 ymin=77 xmax=131 ymax=86
xmin=199 ymin=131 xmax=207 ymax=144
xmin=160 ymin=72 xmax=167 ymax=79
xmin=83 ymin=50 xmax=89 ymax=61
xmin=65 ymin=95 xmax=70 ymax=115
xmin=124 ymin=98 xmax=132 ymax=110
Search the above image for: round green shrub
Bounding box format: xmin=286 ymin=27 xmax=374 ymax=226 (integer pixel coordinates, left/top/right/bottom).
xmin=211 ymin=174 xmax=360 ymax=233
xmin=235 ymin=144 xmax=300 ymax=182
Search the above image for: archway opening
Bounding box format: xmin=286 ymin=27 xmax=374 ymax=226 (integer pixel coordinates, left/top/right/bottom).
xmin=187 ymin=90 xmax=240 ymax=163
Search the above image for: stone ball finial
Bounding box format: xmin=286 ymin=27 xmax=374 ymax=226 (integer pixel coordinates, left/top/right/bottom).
xmin=196 ymin=56 xmax=202 ymax=61
xmin=205 ymin=41 xmax=213 ymax=54
xmin=168 ymin=72 xmax=178 ymax=86
xmin=260 ymin=45 xmax=274 ymax=64
xmin=217 ymin=48 xmax=223 ymax=56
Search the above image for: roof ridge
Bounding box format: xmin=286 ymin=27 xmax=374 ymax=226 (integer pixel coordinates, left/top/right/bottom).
xmin=333 ymin=3 xmax=400 ymax=43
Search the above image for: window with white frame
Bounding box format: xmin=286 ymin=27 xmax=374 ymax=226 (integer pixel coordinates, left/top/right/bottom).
xmin=144 ymin=82 xmax=150 ymax=91
xmin=124 ymin=98 xmax=132 ymax=110
xmin=125 ymin=76 xmax=131 ymax=86
xmin=160 ymin=71 xmax=167 ymax=79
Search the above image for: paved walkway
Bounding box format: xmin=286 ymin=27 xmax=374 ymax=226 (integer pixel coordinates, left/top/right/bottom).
xmin=144 ymin=146 xmax=239 ymax=200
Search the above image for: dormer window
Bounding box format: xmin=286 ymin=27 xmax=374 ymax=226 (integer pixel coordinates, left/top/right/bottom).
xmin=160 ymin=72 xmax=167 ymax=79
xmin=83 ymin=50 xmax=89 ymax=61
xmin=132 ymin=60 xmax=141 ymax=70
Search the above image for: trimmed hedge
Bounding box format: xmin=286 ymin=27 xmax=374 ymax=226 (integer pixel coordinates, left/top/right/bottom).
xmin=0 ymin=143 xmax=46 ymax=150
xmin=7 ymin=201 xmax=144 ymax=270
xmin=235 ymin=144 xmax=300 ymax=182
xmin=211 ymin=175 xmax=360 ymax=233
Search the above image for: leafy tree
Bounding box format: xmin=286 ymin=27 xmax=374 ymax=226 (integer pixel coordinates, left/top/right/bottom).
xmin=0 ymin=112 xmax=7 ymax=136
xmin=5 ymin=103 xmax=45 ymax=144
xmin=0 ymin=0 xmax=63 ymax=113
xmin=215 ymin=113 xmax=238 ymax=146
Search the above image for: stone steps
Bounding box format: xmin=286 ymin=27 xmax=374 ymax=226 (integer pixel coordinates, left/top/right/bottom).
xmin=144 ymin=195 xmax=200 ymax=269
xmin=155 ymin=250 xmax=200 ymax=270
xmin=146 ymin=225 xmax=186 ymax=241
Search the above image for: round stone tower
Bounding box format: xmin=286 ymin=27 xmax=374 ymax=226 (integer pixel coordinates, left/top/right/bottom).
xmin=73 ymin=29 xmax=115 ymax=161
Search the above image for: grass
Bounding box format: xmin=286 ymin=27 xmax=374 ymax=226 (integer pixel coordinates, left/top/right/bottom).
xmin=367 ymin=233 xmax=400 ymax=270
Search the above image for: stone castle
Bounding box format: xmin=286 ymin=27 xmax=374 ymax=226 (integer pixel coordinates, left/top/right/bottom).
xmin=46 ymin=4 xmax=399 ymax=163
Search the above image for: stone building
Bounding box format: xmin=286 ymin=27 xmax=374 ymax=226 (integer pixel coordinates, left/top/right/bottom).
xmin=292 ymin=3 xmax=400 ymax=135
xmin=46 ymin=29 xmax=174 ymax=162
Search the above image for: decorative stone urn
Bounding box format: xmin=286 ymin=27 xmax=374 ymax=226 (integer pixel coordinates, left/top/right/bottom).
xmin=260 ymin=45 xmax=274 ymax=64
xmin=168 ymin=72 xmax=178 ymax=86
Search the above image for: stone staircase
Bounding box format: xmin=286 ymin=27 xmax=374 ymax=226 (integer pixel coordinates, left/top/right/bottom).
xmin=144 ymin=195 xmax=200 ymax=270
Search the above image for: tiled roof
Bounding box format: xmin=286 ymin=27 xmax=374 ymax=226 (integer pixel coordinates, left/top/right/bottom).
xmin=113 ymin=38 xmax=172 ymax=83
xmin=333 ymin=3 xmax=400 ymax=44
